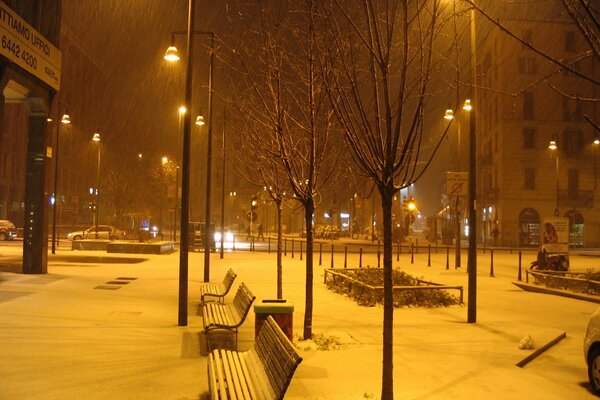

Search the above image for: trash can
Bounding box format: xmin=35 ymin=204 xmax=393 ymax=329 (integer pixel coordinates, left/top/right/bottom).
xmin=254 ymin=300 xmax=294 ymax=341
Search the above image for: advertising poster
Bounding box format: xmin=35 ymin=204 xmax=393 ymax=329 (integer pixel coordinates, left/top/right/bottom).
xmin=541 ymin=217 xmax=569 ymax=253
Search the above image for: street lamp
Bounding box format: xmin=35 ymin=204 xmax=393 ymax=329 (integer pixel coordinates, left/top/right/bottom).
xmin=548 ymin=139 xmax=559 ymax=217
xmin=92 ymin=131 xmax=101 ymax=239
xmin=594 ymin=139 xmax=599 ymax=191
xmin=161 ymin=156 xmax=180 ymax=242
xmin=51 ymin=107 xmax=71 ymax=254
xmin=164 ymin=0 xmax=215 ymax=326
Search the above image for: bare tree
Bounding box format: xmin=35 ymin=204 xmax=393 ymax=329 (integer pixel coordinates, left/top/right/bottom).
xmin=322 ymin=1 xmax=452 ymax=398
xmin=224 ymin=1 xmax=340 ymax=333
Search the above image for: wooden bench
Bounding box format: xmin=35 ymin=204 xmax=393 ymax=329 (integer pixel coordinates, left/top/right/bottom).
xmin=200 ymin=268 xmax=237 ymax=305
xmin=202 ymin=282 xmax=255 ymax=351
xmin=208 ymin=315 xmax=303 ymax=400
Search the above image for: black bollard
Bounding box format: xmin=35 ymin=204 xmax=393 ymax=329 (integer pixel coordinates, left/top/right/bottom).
xmin=344 ymin=246 xmax=348 ymax=268
xmin=359 ymin=248 xmax=363 ymax=268
xmin=446 ymin=246 xmax=449 ymax=270
xmin=396 ymin=240 xmax=400 ymax=261
xmin=300 ymin=240 xmax=303 ymax=261
xmin=268 ymin=236 xmax=271 ymax=254
xmin=292 ymin=239 xmax=295 ymax=258
xmin=377 ymin=249 xmax=381 ymax=268
xmin=330 ymin=244 xmax=334 ymax=268
xmin=411 ymin=243 xmax=414 ymax=264
xmin=284 ymin=238 xmax=287 ymax=256
xmin=518 ymin=251 xmax=522 ymax=281
xmin=427 ymin=244 xmax=431 ymax=267
xmin=490 ymin=248 xmax=495 ymax=277
xmin=319 ymin=242 xmax=322 ymax=266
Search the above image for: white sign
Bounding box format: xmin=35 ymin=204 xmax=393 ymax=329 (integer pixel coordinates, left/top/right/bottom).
xmin=541 ymin=217 xmax=569 ymax=253
xmin=0 ymin=2 xmax=61 ymax=90
xmin=446 ymin=172 xmax=468 ymax=196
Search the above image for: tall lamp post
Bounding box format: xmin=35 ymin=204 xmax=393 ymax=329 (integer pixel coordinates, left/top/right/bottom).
xmin=92 ymin=132 xmax=101 ymax=239
xmin=548 ymin=139 xmax=559 ymax=216
xmin=164 ymin=0 xmax=215 ymax=326
xmin=51 ymin=108 xmax=71 ymax=254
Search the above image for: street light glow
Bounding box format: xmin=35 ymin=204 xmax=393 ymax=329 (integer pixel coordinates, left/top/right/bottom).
xmin=463 ymin=99 xmax=472 ymax=111
xmin=548 ymin=140 xmax=557 ymax=150
xmin=179 ymin=105 xmax=187 ymax=114
xmin=61 ymin=113 xmax=71 ymax=124
xmin=444 ymin=109 xmax=454 ymax=120
xmin=164 ymin=46 xmax=180 ymax=61
xmin=195 ymin=115 xmax=205 ymax=126
xmin=92 ymin=132 xmax=101 ymax=142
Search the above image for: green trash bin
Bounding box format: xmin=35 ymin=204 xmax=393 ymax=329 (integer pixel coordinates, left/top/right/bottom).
xmin=254 ymin=300 xmax=294 ymax=341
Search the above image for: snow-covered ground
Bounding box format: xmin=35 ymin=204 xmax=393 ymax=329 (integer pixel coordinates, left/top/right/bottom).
xmin=1 ymin=244 xmax=599 ymax=399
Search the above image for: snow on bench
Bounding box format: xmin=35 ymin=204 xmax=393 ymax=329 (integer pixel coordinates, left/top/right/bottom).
xmin=208 ymin=315 xmax=302 ymax=400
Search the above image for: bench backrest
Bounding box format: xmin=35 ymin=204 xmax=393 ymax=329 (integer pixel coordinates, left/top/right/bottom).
xmin=231 ymin=282 xmax=255 ymax=326
xmin=222 ymin=268 xmax=237 ymax=293
xmin=255 ymin=316 xmax=303 ymax=400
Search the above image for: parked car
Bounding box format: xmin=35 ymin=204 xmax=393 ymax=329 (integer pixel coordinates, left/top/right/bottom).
xmin=584 ymin=307 xmax=600 ymax=394
xmin=0 ymin=220 xmax=17 ymax=241
xmin=67 ymin=225 xmax=125 ymax=241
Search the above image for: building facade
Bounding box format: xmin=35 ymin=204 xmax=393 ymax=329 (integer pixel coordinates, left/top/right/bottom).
xmin=0 ymin=0 xmax=61 ymax=273
xmin=475 ymin=4 xmax=599 ymax=248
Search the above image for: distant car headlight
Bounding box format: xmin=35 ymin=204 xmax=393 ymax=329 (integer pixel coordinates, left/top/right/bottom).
xmin=214 ymin=231 xmax=234 ymax=242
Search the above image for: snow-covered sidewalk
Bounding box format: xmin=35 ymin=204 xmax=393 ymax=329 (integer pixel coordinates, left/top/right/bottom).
xmin=0 ymin=245 xmax=598 ymax=399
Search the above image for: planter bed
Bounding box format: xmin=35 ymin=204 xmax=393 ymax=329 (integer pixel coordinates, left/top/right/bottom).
xmin=323 ymin=267 xmax=462 ymax=307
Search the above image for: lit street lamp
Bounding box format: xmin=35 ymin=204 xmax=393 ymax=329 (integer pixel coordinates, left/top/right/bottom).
xmin=51 ymin=107 xmax=71 ymax=254
xmin=161 ymin=156 xmax=179 ymax=242
xmin=164 ymin=0 xmax=215 ymax=326
xmin=92 ymin=131 xmax=101 ymax=239
xmin=548 ymin=139 xmax=559 ymax=217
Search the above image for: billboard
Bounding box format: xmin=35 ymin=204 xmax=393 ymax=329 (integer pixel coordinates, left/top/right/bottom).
xmin=541 ymin=217 xmax=569 ymax=253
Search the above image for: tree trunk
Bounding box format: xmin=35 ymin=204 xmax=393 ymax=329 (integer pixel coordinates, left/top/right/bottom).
xmin=380 ymin=185 xmax=395 ymax=400
xmin=303 ymin=199 xmax=315 ymax=339
xmin=276 ymin=200 xmax=283 ymax=299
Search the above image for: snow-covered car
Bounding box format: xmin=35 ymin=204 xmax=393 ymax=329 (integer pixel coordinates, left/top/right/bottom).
xmin=584 ymin=307 xmax=600 ymax=394
xmin=0 ymin=220 xmax=17 ymax=240
xmin=67 ymin=225 xmax=125 ymax=241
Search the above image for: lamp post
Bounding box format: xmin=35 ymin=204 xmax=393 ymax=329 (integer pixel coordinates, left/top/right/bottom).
xmin=548 ymin=139 xmax=559 ymax=216
xmin=594 ymin=138 xmax=599 ymax=191
xmin=164 ymin=0 xmax=215 ymax=325
xmin=51 ymin=107 xmax=71 ymax=254
xmin=161 ymin=156 xmax=179 ymax=242
xmin=220 ymin=109 xmax=227 ymax=259
xmin=92 ymin=131 xmax=101 ymax=239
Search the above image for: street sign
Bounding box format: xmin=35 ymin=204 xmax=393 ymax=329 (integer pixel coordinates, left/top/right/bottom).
xmin=0 ymin=2 xmax=61 ymax=90
xmin=446 ymin=172 xmax=468 ymax=197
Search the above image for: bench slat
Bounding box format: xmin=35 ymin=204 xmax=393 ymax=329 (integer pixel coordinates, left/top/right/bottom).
xmin=209 ymin=351 xmax=229 ymax=400
xmin=209 ymin=316 xmax=302 ymax=400
xmin=201 ymin=268 xmax=237 ymax=304
xmin=228 ymin=350 xmax=253 ymax=400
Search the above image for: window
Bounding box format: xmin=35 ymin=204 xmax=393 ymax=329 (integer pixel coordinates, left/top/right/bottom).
xmin=518 ymin=57 xmax=538 ymax=74
xmin=524 ymin=168 xmax=536 ymax=190
xmin=568 ymin=169 xmax=579 ymax=197
xmin=563 ymin=97 xmax=582 ymax=121
xmin=523 ymin=92 xmax=534 ymax=120
xmin=563 ymin=129 xmax=583 ymax=157
xmin=523 ymin=128 xmax=536 ymax=149
xmin=565 ymin=31 xmax=576 ymax=53
xmin=523 ymin=29 xmax=533 ymax=46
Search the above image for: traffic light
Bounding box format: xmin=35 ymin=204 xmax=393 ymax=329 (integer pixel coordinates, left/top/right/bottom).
xmin=406 ymin=196 xmax=416 ymax=212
